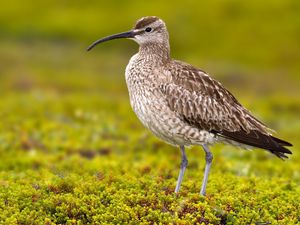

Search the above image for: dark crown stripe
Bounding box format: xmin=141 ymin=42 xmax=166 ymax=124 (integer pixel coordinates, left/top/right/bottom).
xmin=134 ymin=16 xmax=159 ymax=29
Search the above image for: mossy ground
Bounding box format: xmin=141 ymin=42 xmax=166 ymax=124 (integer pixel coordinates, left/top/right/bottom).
xmin=1 ymin=45 xmax=299 ymax=224
xmin=1 ymin=1 xmax=300 ymax=224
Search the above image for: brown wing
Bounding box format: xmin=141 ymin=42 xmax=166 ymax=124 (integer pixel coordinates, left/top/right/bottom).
xmin=160 ymin=60 xmax=292 ymax=158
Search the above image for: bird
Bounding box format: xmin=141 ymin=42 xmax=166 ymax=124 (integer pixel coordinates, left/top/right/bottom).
xmin=87 ymin=16 xmax=292 ymax=196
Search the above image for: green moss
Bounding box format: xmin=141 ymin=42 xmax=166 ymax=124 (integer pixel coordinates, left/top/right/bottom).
xmin=0 ymin=76 xmax=299 ymax=225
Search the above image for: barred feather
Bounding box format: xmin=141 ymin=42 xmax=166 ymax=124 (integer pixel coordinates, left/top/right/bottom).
xmin=161 ymin=60 xmax=292 ymax=158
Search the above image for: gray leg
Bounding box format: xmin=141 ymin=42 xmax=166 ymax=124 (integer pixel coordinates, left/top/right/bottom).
xmin=200 ymin=144 xmax=213 ymax=196
xmin=175 ymin=145 xmax=188 ymax=193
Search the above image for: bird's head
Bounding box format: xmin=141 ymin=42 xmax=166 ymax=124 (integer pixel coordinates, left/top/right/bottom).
xmin=87 ymin=16 xmax=169 ymax=51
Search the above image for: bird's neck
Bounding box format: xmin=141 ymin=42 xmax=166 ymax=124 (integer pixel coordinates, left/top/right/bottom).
xmin=138 ymin=42 xmax=171 ymax=65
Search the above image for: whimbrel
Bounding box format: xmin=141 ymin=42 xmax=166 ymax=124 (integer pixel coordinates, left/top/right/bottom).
xmin=87 ymin=16 xmax=292 ymax=195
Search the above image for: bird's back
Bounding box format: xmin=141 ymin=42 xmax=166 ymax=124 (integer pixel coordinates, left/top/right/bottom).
xmin=161 ymin=59 xmax=292 ymax=158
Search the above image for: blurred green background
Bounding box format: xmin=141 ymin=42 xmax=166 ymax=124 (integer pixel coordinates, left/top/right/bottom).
xmin=0 ymin=0 xmax=299 ymax=224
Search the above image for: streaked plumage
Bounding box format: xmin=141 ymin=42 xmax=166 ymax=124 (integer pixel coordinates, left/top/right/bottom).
xmin=160 ymin=60 xmax=292 ymax=158
xmin=87 ymin=16 xmax=292 ymax=195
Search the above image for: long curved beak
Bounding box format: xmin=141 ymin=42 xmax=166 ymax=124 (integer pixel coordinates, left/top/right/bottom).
xmin=87 ymin=30 xmax=135 ymax=51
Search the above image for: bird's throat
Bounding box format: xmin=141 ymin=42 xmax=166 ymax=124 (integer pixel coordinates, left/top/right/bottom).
xmin=139 ymin=42 xmax=171 ymax=64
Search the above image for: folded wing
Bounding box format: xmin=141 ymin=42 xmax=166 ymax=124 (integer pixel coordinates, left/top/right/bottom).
xmin=160 ymin=60 xmax=292 ymax=158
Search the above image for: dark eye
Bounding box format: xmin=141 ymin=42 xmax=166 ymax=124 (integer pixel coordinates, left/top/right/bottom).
xmin=145 ymin=27 xmax=152 ymax=32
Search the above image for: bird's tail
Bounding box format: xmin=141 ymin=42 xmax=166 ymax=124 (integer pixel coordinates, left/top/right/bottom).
xmin=216 ymin=129 xmax=292 ymax=159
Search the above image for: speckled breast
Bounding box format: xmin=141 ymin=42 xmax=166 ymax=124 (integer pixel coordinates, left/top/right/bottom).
xmin=124 ymin=55 xmax=214 ymax=146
